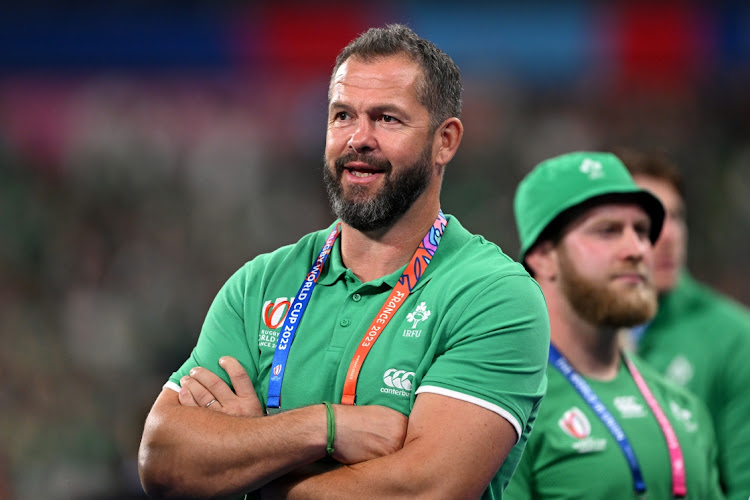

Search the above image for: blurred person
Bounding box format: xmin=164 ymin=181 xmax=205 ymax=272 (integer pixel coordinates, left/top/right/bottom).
xmin=614 ymin=146 xmax=750 ymax=500
xmin=505 ymin=151 xmax=723 ymax=499
xmin=138 ymin=24 xmax=549 ymax=499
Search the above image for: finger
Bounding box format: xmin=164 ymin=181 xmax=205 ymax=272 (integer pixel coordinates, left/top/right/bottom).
xmin=189 ymin=366 xmax=236 ymax=404
xmin=219 ymin=356 xmax=255 ymax=398
xmin=178 ymin=376 xmax=200 ymax=407
xmin=182 ymin=371 xmax=217 ymax=407
xmin=204 ymin=398 xmax=222 ymax=411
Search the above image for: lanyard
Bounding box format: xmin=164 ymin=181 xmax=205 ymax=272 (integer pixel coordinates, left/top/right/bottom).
xmin=341 ymin=211 xmax=447 ymax=405
xmin=624 ymin=354 xmax=687 ymax=497
xmin=266 ymin=211 xmax=447 ymax=411
xmin=549 ymin=344 xmax=687 ymax=498
xmin=266 ymin=224 xmax=341 ymax=411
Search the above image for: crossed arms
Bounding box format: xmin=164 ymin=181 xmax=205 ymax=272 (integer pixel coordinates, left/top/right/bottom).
xmin=138 ymin=356 xmax=517 ymax=499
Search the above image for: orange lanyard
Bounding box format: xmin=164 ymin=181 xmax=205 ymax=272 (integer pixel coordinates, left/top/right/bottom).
xmin=340 ymin=211 xmax=447 ymax=405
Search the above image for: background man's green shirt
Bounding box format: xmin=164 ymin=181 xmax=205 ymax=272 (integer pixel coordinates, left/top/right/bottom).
xmin=504 ymin=355 xmax=724 ymax=500
xmin=166 ymin=215 xmax=550 ymax=499
xmin=636 ymin=272 xmax=750 ymax=500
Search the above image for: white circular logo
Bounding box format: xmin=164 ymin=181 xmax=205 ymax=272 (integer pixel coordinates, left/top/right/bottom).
xmin=383 ymin=369 xmax=415 ymax=391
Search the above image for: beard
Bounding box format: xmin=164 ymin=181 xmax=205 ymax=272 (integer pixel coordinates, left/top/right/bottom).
xmin=323 ymin=144 xmax=433 ymax=232
xmin=557 ymin=246 xmax=657 ymax=328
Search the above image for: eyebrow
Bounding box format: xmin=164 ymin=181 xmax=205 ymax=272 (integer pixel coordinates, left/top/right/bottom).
xmin=370 ymin=104 xmax=408 ymax=116
xmin=329 ymin=101 xmax=410 ymax=119
xmin=328 ymin=101 xmax=353 ymax=114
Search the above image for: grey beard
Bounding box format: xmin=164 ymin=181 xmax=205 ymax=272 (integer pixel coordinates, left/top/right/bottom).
xmin=322 ymin=147 xmax=432 ymax=232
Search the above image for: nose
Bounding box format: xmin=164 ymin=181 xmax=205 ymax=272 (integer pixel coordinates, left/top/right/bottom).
xmin=622 ymin=226 xmax=650 ymax=262
xmin=348 ymin=119 xmax=377 ymax=153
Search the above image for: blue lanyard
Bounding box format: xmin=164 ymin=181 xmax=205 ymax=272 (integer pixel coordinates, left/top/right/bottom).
xmin=266 ymin=224 xmax=340 ymax=411
xmin=549 ymin=344 xmax=647 ymax=496
xmin=265 ymin=211 xmax=447 ymax=412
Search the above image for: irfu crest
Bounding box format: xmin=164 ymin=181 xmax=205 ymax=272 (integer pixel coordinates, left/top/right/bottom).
xmin=406 ymin=302 xmax=431 ymax=328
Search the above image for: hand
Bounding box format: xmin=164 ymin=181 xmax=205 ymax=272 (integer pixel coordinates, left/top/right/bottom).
xmin=259 ymin=462 xmax=342 ymax=500
xmin=332 ymin=404 xmax=408 ymax=464
xmin=179 ymin=356 xmax=263 ymax=417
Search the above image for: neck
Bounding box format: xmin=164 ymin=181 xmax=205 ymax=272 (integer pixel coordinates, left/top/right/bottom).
xmin=340 ymin=193 xmax=440 ymax=283
xmin=545 ymin=287 xmax=621 ymax=381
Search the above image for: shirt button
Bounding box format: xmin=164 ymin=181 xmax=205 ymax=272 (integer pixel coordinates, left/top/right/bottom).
xmin=340 ymin=318 xmax=350 ymax=327
xmin=352 ymin=293 xmax=361 ymax=302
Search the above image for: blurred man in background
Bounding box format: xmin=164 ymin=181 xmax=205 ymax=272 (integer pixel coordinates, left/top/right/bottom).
xmin=138 ymin=24 xmax=549 ymax=499
xmin=614 ymin=146 xmax=750 ymax=500
xmin=506 ymin=151 xmax=723 ymax=499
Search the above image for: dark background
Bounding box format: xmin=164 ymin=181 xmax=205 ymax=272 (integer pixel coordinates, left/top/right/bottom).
xmin=2 ymin=2 xmax=749 ymax=498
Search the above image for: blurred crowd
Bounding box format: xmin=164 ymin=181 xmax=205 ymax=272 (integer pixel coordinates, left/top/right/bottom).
xmin=2 ymin=3 xmax=750 ymax=499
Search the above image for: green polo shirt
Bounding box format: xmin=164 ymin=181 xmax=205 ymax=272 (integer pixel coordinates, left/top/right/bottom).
xmin=635 ymin=272 xmax=750 ymax=500
xmin=505 ymin=355 xmax=724 ymax=500
xmin=167 ymin=214 xmax=550 ymax=499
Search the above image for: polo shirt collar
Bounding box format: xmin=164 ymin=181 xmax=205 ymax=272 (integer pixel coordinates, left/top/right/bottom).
xmin=316 ymin=214 xmax=463 ymax=290
xmin=316 ymin=236 xmax=404 ymax=288
xmin=318 ymin=224 xmax=347 ymax=286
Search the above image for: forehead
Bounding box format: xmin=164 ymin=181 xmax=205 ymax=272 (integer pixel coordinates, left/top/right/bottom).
xmin=571 ymin=202 xmax=650 ymax=229
xmin=329 ymin=54 xmax=422 ymax=103
xmin=632 ymin=174 xmax=683 ymax=209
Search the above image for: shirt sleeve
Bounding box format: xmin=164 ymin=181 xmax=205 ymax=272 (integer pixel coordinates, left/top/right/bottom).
xmin=416 ymin=272 xmax=550 ymax=441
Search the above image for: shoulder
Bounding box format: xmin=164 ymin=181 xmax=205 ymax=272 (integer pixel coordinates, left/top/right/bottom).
xmin=430 ymin=215 xmax=547 ymax=315
xmin=656 ymin=273 xmax=750 ymax=344
xmin=672 ymin=273 xmax=750 ymax=322
xmin=226 ymin=225 xmax=338 ymax=287
xmin=435 ymin=214 xmax=539 ymax=284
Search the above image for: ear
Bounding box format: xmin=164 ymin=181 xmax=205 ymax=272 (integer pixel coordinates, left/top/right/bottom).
xmin=433 ymin=117 xmax=463 ymax=168
xmin=525 ymin=241 xmax=558 ymax=282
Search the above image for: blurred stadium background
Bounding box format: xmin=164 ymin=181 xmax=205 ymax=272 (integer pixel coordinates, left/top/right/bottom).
xmin=2 ymin=2 xmax=749 ymax=498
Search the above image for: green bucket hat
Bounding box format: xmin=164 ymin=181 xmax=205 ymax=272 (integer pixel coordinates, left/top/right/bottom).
xmin=514 ymin=151 xmax=665 ymax=262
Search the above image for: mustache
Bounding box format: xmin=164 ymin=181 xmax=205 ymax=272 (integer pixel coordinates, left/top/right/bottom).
xmin=333 ymin=152 xmax=392 ymax=174
xmin=610 ymin=266 xmax=652 ymax=282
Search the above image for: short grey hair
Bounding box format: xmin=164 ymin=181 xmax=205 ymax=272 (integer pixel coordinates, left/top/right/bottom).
xmin=330 ymin=24 xmax=462 ymax=132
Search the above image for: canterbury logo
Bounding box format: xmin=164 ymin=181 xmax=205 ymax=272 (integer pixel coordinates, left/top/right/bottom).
xmin=383 ymin=368 xmax=415 ymax=391
xmin=262 ymin=297 xmax=293 ymax=329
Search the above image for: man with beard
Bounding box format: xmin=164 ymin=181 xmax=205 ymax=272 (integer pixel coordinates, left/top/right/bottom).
xmin=505 ymin=151 xmax=724 ymax=499
xmin=138 ymin=24 xmax=549 ymax=499
xmin=614 ymin=147 xmax=750 ymax=500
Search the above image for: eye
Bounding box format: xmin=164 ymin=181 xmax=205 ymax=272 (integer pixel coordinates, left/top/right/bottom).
xmin=597 ymin=224 xmax=619 ymax=236
xmin=334 ymin=111 xmax=350 ymax=121
xmin=635 ymin=223 xmax=651 ymax=239
xmin=380 ymin=114 xmax=399 ymax=123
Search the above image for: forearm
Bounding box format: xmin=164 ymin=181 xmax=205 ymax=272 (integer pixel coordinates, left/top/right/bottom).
xmin=138 ymin=391 xmax=328 ymax=499
xmin=265 ymin=449 xmax=431 ymax=500
xmin=264 ymin=394 xmax=515 ymax=500
xmin=267 ymin=441 xmax=494 ymax=500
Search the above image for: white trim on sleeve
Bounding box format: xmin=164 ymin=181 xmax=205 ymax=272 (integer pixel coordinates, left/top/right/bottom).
xmin=164 ymin=380 xmax=181 ymax=393
xmin=415 ymin=385 xmax=522 ymax=443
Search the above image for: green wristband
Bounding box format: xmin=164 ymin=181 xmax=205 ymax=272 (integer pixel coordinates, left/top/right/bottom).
xmin=323 ymin=401 xmax=335 ymax=456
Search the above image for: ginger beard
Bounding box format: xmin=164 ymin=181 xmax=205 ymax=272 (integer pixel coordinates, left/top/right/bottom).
xmin=557 ymin=245 xmax=658 ymax=328
xmin=323 ymin=143 xmax=433 ymax=232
